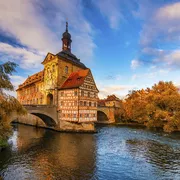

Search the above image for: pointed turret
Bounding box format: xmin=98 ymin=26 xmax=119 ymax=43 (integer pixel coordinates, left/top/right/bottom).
xmin=62 ymin=22 xmax=72 ymax=52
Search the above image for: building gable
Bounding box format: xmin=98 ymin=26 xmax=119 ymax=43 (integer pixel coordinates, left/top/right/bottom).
xmin=83 ymin=70 xmax=99 ymax=92
xmin=41 ymin=52 xmax=55 ymax=65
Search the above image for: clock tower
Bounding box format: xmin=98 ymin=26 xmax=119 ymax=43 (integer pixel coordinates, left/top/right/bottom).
xmin=62 ymin=22 xmax=72 ymax=52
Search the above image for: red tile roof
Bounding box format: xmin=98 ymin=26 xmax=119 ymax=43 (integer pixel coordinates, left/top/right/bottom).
xmin=106 ymin=95 xmax=120 ymax=101
xmin=98 ymin=99 xmax=106 ymax=106
xmin=98 ymin=95 xmax=120 ymax=106
xmin=17 ymin=70 xmax=44 ymax=90
xmin=60 ymin=69 xmax=89 ymax=89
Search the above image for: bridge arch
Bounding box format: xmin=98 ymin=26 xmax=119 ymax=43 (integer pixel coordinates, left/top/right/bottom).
xmin=30 ymin=112 xmax=56 ymax=127
xmin=97 ymin=106 xmax=116 ymax=123
xmin=97 ymin=110 xmax=109 ymax=122
xmin=10 ymin=105 xmax=59 ymax=128
xmin=10 ymin=111 xmax=57 ymax=127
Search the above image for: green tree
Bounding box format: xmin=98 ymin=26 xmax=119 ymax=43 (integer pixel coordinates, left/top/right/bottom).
xmin=0 ymin=61 xmax=26 ymax=147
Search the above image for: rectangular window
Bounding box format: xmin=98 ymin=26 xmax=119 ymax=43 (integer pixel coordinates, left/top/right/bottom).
xmin=74 ymin=91 xmax=78 ymax=96
xmin=81 ymin=91 xmax=84 ymax=97
xmin=80 ymin=101 xmax=83 ymax=106
xmin=74 ymin=101 xmax=77 ymax=106
xmin=65 ymin=66 xmax=68 ymax=74
xmin=61 ymin=92 xmax=64 ymax=97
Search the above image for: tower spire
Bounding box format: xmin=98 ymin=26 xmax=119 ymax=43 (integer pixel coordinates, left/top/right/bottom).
xmin=62 ymin=21 xmax=72 ymax=52
xmin=66 ymin=21 xmax=68 ymax=32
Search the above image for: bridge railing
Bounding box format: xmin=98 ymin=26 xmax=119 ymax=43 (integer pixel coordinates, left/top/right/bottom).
xmin=23 ymin=104 xmax=56 ymax=108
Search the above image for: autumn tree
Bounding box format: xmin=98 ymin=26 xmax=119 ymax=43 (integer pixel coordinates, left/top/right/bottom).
xmin=0 ymin=61 xmax=26 ymax=147
xmin=118 ymin=81 xmax=180 ymax=132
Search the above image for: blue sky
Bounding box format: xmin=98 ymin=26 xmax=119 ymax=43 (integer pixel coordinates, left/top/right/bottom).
xmin=1 ymin=0 xmax=180 ymax=98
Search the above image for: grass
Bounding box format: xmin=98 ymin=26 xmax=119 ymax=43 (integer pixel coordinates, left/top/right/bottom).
xmin=0 ymin=138 xmax=8 ymax=148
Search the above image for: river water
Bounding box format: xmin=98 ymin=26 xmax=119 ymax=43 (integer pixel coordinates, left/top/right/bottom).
xmin=0 ymin=124 xmax=180 ymax=180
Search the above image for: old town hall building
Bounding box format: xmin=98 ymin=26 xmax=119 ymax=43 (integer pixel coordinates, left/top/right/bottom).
xmin=16 ymin=22 xmax=99 ymax=132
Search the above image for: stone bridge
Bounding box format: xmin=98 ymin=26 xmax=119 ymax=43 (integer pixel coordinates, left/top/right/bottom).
xmin=11 ymin=105 xmax=117 ymax=129
xmin=97 ymin=106 xmax=117 ymax=124
xmin=23 ymin=105 xmax=58 ymax=127
xmin=11 ymin=105 xmax=58 ymax=128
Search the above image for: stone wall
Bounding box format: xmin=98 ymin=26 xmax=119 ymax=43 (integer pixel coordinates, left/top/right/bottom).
xmin=59 ymin=120 xmax=95 ymax=132
xmin=14 ymin=114 xmax=47 ymax=128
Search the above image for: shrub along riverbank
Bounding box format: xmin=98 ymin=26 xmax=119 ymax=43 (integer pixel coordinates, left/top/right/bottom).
xmin=115 ymin=81 xmax=180 ymax=133
xmin=0 ymin=61 xmax=26 ymax=149
xmin=0 ymin=138 xmax=8 ymax=149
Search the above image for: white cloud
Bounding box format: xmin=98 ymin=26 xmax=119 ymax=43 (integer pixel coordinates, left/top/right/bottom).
xmin=0 ymin=0 xmax=96 ymax=61
xmin=131 ymin=59 xmax=141 ymax=69
xmin=156 ymin=2 xmax=180 ymax=21
xmin=98 ymin=84 xmax=133 ymax=98
xmin=161 ymin=50 xmax=180 ymax=68
xmin=0 ymin=42 xmax=44 ymax=70
xmin=93 ymin=0 xmax=122 ymax=29
xmin=0 ymin=0 xmax=58 ymax=52
xmin=5 ymin=75 xmax=26 ymax=97
xmin=10 ymin=75 xmax=26 ymax=90
xmin=132 ymin=68 xmax=169 ymax=81
xmin=133 ymin=2 xmax=180 ymax=70
xmin=140 ymin=2 xmax=180 ymax=46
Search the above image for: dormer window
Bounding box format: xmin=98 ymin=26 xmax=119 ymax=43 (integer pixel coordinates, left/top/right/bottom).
xmin=77 ymin=77 xmax=81 ymax=81
xmin=65 ymin=66 xmax=68 ymax=74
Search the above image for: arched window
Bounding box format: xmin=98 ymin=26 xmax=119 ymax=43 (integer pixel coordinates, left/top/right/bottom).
xmin=65 ymin=66 xmax=68 ymax=74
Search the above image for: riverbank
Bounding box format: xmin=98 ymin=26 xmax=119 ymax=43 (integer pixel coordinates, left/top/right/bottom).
xmin=115 ymin=121 xmax=180 ymax=133
xmin=116 ymin=122 xmax=146 ymax=127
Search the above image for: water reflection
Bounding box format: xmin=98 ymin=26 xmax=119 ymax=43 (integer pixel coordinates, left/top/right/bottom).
xmin=0 ymin=125 xmax=96 ymax=180
xmin=0 ymin=124 xmax=180 ymax=180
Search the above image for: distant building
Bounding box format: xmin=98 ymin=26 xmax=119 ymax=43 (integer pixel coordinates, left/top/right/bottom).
xmin=16 ymin=22 xmax=99 ymax=131
xmin=98 ymin=95 xmax=121 ymax=108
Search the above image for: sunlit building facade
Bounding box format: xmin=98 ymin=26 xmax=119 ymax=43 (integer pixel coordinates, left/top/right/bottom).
xmin=16 ymin=22 xmax=99 ymax=131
